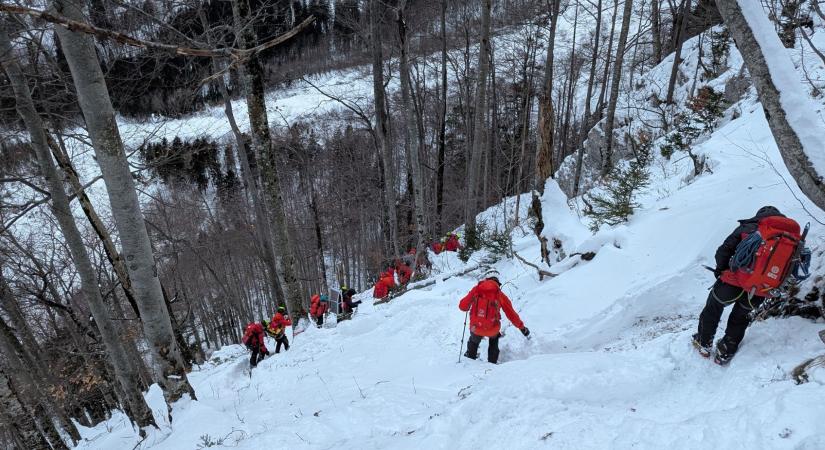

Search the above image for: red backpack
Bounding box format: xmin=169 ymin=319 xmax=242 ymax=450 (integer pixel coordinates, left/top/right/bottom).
xmin=242 ymin=323 xmax=261 ymax=347
xmin=722 ymin=216 xmax=803 ymax=298
xmin=469 ymin=284 xmax=502 ymax=335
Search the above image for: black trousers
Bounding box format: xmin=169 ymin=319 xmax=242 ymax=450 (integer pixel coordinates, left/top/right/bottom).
xmin=465 ymin=332 xmax=501 ymax=364
xmin=315 ymin=315 xmax=324 ymax=327
xmin=275 ymin=335 xmax=290 ymax=353
xmin=697 ymin=280 xmax=764 ymax=354
xmin=249 ymin=345 xmax=268 ymax=367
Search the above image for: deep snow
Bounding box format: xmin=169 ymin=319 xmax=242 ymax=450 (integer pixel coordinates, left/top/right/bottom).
xmin=47 ymin=4 xmax=825 ymax=449
xmin=74 ymin=92 xmax=825 ymax=448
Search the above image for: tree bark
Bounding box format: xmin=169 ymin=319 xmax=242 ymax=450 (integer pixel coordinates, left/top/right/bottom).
xmin=466 ymin=0 xmax=493 ymax=226
xmin=652 ymin=0 xmax=663 ymax=63
xmin=0 ymin=24 xmax=157 ymax=430
xmin=666 ymin=0 xmax=692 ymax=104
xmin=51 ymin=0 xmax=195 ymax=408
xmin=600 ymin=0 xmax=635 ymax=176
xmin=715 ymin=0 xmax=825 ymax=210
xmin=436 ymin=0 xmax=448 ymax=235
xmin=534 ymin=0 xmax=561 ymax=193
xmin=574 ymin=0 xmax=603 ymax=196
xmin=370 ymin=0 xmax=400 ymax=257
xmin=197 ymin=8 xmax=284 ymax=307
xmin=397 ymin=1 xmax=427 ymax=263
xmin=48 ymin=135 xmax=142 ymax=319
xmin=232 ymin=0 xmax=304 ymax=318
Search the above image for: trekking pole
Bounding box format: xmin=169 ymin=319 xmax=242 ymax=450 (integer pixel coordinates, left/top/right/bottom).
xmin=458 ymin=309 xmax=469 ymax=363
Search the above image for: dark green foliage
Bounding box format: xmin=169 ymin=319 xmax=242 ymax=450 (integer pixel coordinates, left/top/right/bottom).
xmin=458 ymin=221 xmax=512 ymax=262
xmin=141 ymin=136 xmax=237 ymax=192
xmin=585 ymin=134 xmax=651 ymax=231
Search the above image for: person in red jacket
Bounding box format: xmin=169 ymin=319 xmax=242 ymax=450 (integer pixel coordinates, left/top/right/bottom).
xmin=445 ymin=233 xmax=461 ymax=252
xmin=266 ymin=306 xmax=292 ymax=353
xmin=395 ymin=260 xmax=412 ymax=285
xmin=373 ymin=271 xmax=396 ymax=299
xmin=310 ymin=294 xmax=329 ymax=328
xmin=431 ymin=240 xmax=444 ymax=255
xmin=458 ymin=270 xmax=529 ymax=364
xmin=242 ymin=321 xmax=269 ymax=367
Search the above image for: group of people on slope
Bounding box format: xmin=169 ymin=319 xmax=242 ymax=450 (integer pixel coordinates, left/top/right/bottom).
xmin=242 ymin=306 xmax=292 ymax=367
xmin=309 ymin=288 xmax=362 ymax=327
xmin=431 ymin=232 xmax=462 ymax=255
xmin=242 ymin=206 xmax=810 ymax=369
xmin=372 ymin=259 xmax=413 ymax=300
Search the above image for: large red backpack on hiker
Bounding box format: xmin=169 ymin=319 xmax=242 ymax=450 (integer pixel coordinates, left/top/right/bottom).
xmin=722 ymin=216 xmax=803 ymax=298
xmin=242 ymin=322 xmax=263 ymax=349
xmin=465 ymin=280 xmax=504 ymax=337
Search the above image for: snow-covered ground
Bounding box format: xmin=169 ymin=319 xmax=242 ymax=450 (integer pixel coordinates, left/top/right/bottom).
xmin=74 ymin=83 xmax=825 ymax=447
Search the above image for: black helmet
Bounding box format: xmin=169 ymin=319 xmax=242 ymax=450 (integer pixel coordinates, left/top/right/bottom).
xmin=345 ymin=288 xmax=356 ymax=297
xmin=277 ymin=306 xmax=285 ymax=313
xmin=756 ymin=206 xmax=781 ymax=217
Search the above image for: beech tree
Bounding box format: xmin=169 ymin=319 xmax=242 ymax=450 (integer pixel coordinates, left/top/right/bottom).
xmin=50 ymin=0 xmax=195 ymax=408
xmin=716 ymin=0 xmax=825 ymax=210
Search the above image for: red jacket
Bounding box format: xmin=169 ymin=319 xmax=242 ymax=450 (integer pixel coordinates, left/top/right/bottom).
xmin=268 ymin=312 xmax=292 ymax=336
xmin=310 ymin=295 xmax=328 ymax=318
xmin=445 ymin=234 xmax=461 ymax=252
xmin=373 ymin=275 xmax=395 ymax=299
xmin=458 ymin=280 xmax=524 ymax=337
xmin=242 ymin=322 xmax=268 ymax=352
xmin=395 ymin=263 xmax=412 ymax=284
xmin=432 ymin=242 xmax=444 ymax=255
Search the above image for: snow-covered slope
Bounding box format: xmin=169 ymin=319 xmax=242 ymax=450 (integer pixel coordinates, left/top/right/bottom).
xmin=74 ymin=85 xmax=825 ymax=448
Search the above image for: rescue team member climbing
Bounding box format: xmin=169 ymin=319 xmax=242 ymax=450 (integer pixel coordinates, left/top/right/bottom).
xmin=310 ymin=294 xmax=329 ymax=327
xmin=267 ymin=306 xmax=292 ymax=353
xmin=241 ymin=321 xmax=269 ymax=368
xmin=459 ymin=270 xmax=529 ymax=364
xmin=693 ymin=206 xmax=808 ymax=365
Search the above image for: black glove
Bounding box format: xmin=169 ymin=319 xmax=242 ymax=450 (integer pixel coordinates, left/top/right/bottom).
xmin=713 ymin=267 xmax=723 ymax=278
xmin=521 ymin=327 xmax=530 ymax=337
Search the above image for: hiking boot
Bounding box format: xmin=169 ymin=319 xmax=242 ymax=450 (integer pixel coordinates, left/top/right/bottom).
xmin=692 ymin=333 xmax=712 ymax=358
xmin=463 ymin=351 xmax=478 ymax=360
xmin=713 ymin=338 xmax=736 ymax=366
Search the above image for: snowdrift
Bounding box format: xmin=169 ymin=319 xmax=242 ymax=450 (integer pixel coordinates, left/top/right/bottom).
xmin=73 ymin=14 xmax=825 ymax=450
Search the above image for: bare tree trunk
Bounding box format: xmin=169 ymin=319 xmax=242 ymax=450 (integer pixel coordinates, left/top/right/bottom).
xmin=534 ymin=0 xmax=561 ymax=194
xmin=370 ymin=0 xmax=400 ymax=257
xmin=198 ymin=8 xmax=283 ymax=307
xmin=597 ymin=0 xmax=620 ymax=114
xmin=666 ymin=0 xmax=691 ymax=104
xmin=652 ymin=0 xmax=663 ymax=63
xmin=0 ymin=316 xmax=71 ymax=449
xmin=397 ymin=1 xmax=427 ymax=263
xmin=0 ymin=25 xmax=157 ymax=430
xmin=48 ymin=135 xmax=141 ymax=319
xmin=600 ymin=0 xmax=635 ymax=176
xmin=0 ymin=373 xmax=50 ymax=450
xmin=232 ymin=0 xmax=303 ymax=319
xmin=51 ymin=0 xmax=195 ymax=408
xmin=715 ymin=0 xmax=825 ymax=210
xmin=436 ymin=0 xmax=448 ymax=236
xmin=466 ymin=0 xmax=493 ymax=227
xmin=574 ymin=0 xmax=603 ymax=196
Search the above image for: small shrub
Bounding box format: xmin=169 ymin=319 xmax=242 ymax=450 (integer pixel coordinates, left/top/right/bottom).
xmin=585 ymin=134 xmax=651 ymax=231
xmin=659 ymin=86 xmax=725 ymax=176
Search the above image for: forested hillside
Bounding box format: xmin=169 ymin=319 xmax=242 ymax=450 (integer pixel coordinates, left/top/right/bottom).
xmin=1 ymin=0 xmax=825 ymax=449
